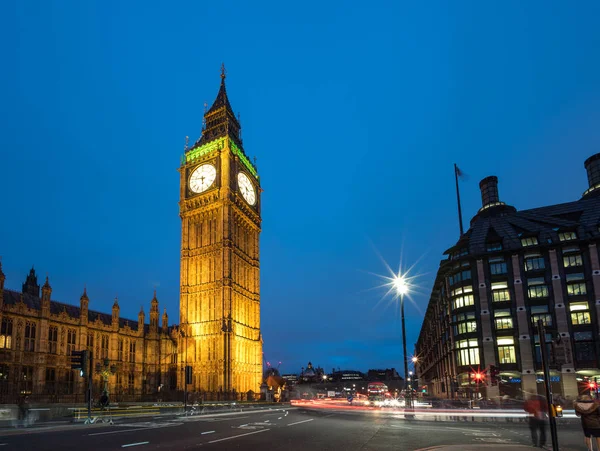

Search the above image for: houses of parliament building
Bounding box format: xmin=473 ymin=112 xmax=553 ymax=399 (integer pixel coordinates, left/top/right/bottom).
xmin=0 ymin=68 xmax=263 ymax=402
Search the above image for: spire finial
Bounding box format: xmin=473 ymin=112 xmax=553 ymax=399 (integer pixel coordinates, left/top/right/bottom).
xmin=83 ymin=284 xmax=87 ymax=296
xmin=221 ymin=63 xmax=226 ymax=83
xmin=184 ymin=136 xmax=189 ymax=151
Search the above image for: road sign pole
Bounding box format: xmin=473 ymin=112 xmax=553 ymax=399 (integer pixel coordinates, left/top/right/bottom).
xmin=87 ymin=351 xmax=93 ymax=423
xmin=538 ymin=320 xmax=559 ymax=451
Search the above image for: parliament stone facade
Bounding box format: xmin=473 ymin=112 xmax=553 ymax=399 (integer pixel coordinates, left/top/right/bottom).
xmin=0 ymin=68 xmax=263 ymax=403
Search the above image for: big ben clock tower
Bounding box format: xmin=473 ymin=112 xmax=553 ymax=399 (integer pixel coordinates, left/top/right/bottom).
xmin=179 ymin=66 xmax=262 ymax=394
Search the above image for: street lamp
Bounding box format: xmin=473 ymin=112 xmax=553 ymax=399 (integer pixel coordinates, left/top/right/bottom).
xmin=393 ymin=275 xmax=411 ymax=409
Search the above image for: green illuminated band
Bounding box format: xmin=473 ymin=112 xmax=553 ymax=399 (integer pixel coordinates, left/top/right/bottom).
xmin=185 ymin=137 xmax=226 ymax=163
xmin=231 ymin=141 xmax=258 ymax=178
xmin=184 ymin=136 xmax=259 ymax=180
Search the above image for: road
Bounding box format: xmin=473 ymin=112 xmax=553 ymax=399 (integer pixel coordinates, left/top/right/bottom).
xmin=0 ymin=406 xmax=590 ymax=450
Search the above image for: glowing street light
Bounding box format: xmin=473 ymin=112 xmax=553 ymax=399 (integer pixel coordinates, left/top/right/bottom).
xmin=393 ymin=274 xmax=412 ymax=409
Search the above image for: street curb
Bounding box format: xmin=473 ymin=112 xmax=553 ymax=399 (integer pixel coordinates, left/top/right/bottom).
xmin=0 ymin=406 xmax=297 ymax=436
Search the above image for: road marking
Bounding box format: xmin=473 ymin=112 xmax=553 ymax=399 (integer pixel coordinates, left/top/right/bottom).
xmin=122 ymin=442 xmax=149 ymax=448
xmin=201 ymin=430 xmax=215 ymax=435
xmin=264 ymin=420 xmax=270 ymax=423
xmin=208 ymin=429 xmax=269 ymax=443
xmin=287 ymin=419 xmax=314 ymax=426
xmin=88 ymin=428 xmax=148 ymax=436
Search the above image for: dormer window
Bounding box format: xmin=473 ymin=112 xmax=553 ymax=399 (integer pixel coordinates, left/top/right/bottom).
xmin=521 ymin=237 xmax=538 ymax=247
xmin=487 ymin=242 xmax=503 ymax=252
xmin=558 ymin=231 xmax=577 ymax=241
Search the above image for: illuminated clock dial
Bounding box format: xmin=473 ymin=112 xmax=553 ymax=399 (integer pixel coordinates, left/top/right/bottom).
xmin=189 ymin=164 xmax=217 ymax=193
xmin=237 ymin=172 xmax=256 ymax=206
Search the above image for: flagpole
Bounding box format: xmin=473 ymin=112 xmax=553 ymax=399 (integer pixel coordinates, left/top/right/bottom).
xmin=454 ymin=164 xmax=464 ymax=236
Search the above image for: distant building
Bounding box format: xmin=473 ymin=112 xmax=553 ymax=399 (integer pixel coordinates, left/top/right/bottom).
xmin=367 ymin=368 xmax=401 ymax=381
xmin=299 ymin=362 xmax=324 ymax=383
xmin=415 ymin=153 xmax=600 ymax=401
xmin=281 ymin=374 xmax=298 ymax=386
xmin=330 ymin=370 xmax=365 ymax=382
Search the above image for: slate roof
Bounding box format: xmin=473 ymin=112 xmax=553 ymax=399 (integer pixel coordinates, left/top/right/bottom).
xmin=445 ymin=193 xmax=600 ymax=258
xmin=2 ymin=289 xmax=145 ymax=331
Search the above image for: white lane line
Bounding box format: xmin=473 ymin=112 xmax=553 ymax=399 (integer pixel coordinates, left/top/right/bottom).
xmin=208 ymin=429 xmax=269 ymax=443
xmin=201 ymin=431 xmax=215 ymax=435
xmin=122 ymin=442 xmax=149 ymax=448
xmin=287 ymin=418 xmax=314 ymax=427
xmin=278 ymin=417 xmax=282 ymax=420
xmin=88 ymin=428 xmax=148 ymax=436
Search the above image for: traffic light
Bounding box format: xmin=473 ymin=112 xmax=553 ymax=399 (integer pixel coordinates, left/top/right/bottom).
xmin=474 ymin=372 xmax=484 ymax=382
xmin=71 ymin=350 xmax=88 ymax=377
xmin=551 ymin=404 xmax=563 ymax=418
xmin=589 ymin=381 xmax=597 ymax=390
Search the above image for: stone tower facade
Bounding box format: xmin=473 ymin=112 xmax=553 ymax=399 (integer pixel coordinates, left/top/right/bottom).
xmin=178 ymin=67 xmax=262 ymax=394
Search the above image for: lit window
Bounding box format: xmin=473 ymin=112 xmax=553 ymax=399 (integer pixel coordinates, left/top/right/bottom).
xmin=570 ymin=302 xmax=591 ymax=325
xmin=1 ymin=318 xmax=13 ymax=350
xmin=566 ymin=274 xmax=587 ymax=296
xmin=531 ymin=305 xmax=553 ymax=327
xmin=564 ymin=254 xmax=583 ymax=267
xmin=497 ymin=337 xmax=517 ymax=364
xmin=558 ymin=231 xmax=577 ymax=241
xmin=494 ymin=309 xmax=513 ymax=330
xmin=521 ymin=237 xmax=538 ymax=247
xmin=456 ymin=339 xmax=480 ymax=366
xmin=453 ymin=312 xmax=477 ymax=335
xmin=527 ymin=278 xmax=549 ymax=298
xmin=452 ymin=286 xmax=474 ymax=310
xmin=491 ymin=281 xmax=511 ymax=302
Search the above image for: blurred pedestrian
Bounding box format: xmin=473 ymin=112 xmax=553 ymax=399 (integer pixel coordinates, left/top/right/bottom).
xmin=99 ymin=391 xmax=109 ymax=410
xmin=574 ymin=394 xmax=600 ymax=451
xmin=523 ymin=394 xmax=547 ymax=448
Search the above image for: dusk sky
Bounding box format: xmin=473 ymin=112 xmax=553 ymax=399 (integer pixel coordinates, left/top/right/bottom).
xmin=2 ymin=1 xmax=600 ymax=376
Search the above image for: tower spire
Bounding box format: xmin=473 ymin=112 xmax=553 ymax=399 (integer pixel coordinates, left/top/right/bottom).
xmin=190 ymin=65 xmax=240 ymax=148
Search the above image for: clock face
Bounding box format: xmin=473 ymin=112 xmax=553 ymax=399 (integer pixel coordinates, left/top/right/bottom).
xmin=237 ymin=172 xmax=256 ymax=206
xmin=189 ymin=164 xmax=217 ymax=194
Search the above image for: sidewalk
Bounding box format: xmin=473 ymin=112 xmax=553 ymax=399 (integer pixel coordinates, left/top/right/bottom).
xmin=0 ymin=403 xmax=293 ymax=435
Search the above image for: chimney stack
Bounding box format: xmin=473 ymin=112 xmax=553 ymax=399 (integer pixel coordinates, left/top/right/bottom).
xmin=584 ymin=153 xmax=600 ymax=189
xmin=479 ymin=176 xmax=500 ymax=207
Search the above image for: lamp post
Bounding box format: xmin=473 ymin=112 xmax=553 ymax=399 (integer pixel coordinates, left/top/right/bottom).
xmin=393 ymin=275 xmax=411 ymax=409
xmin=411 ymin=356 xmax=418 ymax=398
xmin=95 ymin=358 xmax=117 ymax=395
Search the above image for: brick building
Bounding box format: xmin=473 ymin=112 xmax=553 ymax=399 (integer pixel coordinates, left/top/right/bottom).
xmin=416 ymin=153 xmax=600 ymax=401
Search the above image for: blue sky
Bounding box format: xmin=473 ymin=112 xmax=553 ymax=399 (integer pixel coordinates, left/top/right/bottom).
xmin=1 ymin=1 xmax=600 ymax=376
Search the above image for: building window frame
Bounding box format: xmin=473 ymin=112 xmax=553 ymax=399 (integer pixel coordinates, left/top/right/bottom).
xmin=494 ymin=309 xmax=513 ymax=330
xmin=66 ymin=329 xmax=76 ymax=356
xmin=558 ymin=231 xmax=577 ymax=242
xmin=456 ymin=339 xmax=480 ymax=366
xmin=570 ymin=301 xmax=592 ymax=325
xmin=497 ymin=337 xmax=517 ymax=364
xmin=0 ymin=318 xmax=12 ymax=350
xmin=521 ymin=237 xmax=539 ymax=247
xmin=524 ymin=253 xmax=545 ymax=272
xmin=451 ymin=285 xmax=475 ymax=310
xmin=24 ymin=322 xmax=36 ymax=352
